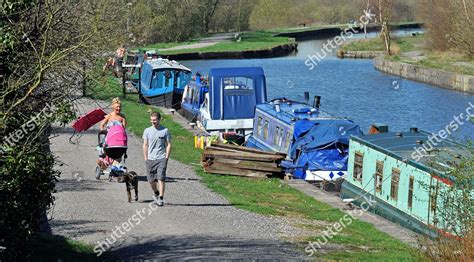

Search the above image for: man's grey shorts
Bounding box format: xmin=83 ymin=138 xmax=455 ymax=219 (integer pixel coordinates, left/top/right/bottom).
xmin=146 ymin=158 xmax=168 ymax=182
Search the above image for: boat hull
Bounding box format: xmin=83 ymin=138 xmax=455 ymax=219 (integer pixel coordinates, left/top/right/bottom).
xmin=141 ymin=91 xmax=183 ymax=109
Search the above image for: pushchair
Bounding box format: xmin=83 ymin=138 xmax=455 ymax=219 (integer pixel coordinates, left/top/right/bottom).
xmin=95 ymin=124 xmax=128 ymax=181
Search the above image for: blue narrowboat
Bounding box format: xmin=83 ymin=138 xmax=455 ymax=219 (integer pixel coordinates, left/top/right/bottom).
xmin=246 ymin=98 xmax=362 ymax=182
xmin=181 ymin=67 xmax=267 ymax=136
xmin=140 ymin=58 xmax=192 ymax=108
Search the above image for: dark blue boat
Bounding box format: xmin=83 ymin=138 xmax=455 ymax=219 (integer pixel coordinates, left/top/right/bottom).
xmin=181 ymin=67 xmax=267 ymax=136
xmin=140 ymin=58 xmax=192 ymax=108
xmin=246 ymin=98 xmax=362 ymax=181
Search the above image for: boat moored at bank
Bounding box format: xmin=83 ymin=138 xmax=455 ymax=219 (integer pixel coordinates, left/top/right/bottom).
xmin=181 ymin=67 xmax=267 ymax=138
xmin=246 ymin=97 xmax=362 ymax=183
xmin=140 ymin=58 xmax=192 ymax=108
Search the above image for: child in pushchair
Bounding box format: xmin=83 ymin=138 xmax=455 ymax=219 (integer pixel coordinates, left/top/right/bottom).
xmin=95 ymin=124 xmax=128 ymax=181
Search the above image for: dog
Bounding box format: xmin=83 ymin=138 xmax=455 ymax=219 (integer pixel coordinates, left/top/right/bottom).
xmin=118 ymin=171 xmax=138 ymax=203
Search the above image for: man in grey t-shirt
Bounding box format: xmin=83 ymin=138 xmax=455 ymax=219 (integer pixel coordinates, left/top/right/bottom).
xmin=143 ymin=112 xmax=171 ymax=206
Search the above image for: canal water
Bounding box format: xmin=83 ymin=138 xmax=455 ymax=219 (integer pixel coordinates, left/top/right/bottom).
xmin=182 ymin=29 xmax=474 ymax=140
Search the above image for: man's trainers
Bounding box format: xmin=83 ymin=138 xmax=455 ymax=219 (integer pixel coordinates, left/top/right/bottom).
xmin=157 ymin=198 xmax=164 ymax=206
xmin=152 ymin=195 xmax=160 ymax=205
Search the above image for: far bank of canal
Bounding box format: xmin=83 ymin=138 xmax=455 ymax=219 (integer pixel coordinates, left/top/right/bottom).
xmin=180 ymin=29 xmax=474 ymax=141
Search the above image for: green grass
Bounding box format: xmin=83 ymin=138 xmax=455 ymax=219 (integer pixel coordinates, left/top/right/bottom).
xmin=86 ymin=72 xmax=423 ymax=260
xmin=141 ymin=31 xmax=293 ymax=55
xmin=341 ymin=34 xmax=474 ymax=76
xmin=31 ymin=234 xmax=103 ymax=261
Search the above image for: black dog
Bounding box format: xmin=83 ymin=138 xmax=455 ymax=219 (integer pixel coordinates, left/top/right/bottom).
xmin=118 ymin=171 xmax=138 ymax=203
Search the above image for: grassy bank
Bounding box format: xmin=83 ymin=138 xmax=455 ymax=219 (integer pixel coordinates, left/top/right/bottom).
xmin=85 ymin=72 xmax=422 ymax=260
xmin=140 ymin=31 xmax=294 ymax=55
xmin=341 ymin=34 xmax=474 ymax=76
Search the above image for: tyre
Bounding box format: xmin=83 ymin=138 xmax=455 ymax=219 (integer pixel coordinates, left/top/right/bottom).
xmin=95 ymin=166 xmax=102 ymax=180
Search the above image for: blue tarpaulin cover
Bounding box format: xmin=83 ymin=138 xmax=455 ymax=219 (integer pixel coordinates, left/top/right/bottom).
xmin=284 ymin=119 xmax=362 ymax=178
xmin=209 ymin=67 xmax=267 ymax=120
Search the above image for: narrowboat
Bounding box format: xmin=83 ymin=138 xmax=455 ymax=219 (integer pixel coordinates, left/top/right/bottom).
xmin=140 ymin=58 xmax=192 ymax=108
xmin=181 ymin=67 xmax=267 ymax=137
xmin=341 ymin=127 xmax=473 ymax=237
xmin=246 ymin=97 xmax=362 ymax=182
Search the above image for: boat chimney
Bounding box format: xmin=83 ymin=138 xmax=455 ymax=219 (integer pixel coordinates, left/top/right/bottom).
xmin=313 ymin=96 xmax=321 ymax=109
xmin=304 ymin=92 xmax=310 ymax=105
xmin=410 ymin=127 xmax=419 ymax=133
xmin=274 ymin=100 xmax=281 ymax=112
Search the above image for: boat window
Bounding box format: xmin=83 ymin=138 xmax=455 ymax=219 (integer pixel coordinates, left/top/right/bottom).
xmin=151 ymin=70 xmax=165 ymax=89
xmin=179 ymin=71 xmax=191 ymax=89
xmin=193 ymin=86 xmax=199 ymax=104
xmin=353 ymin=152 xmax=364 ymax=182
xmin=278 ymin=128 xmax=284 ymax=149
xmin=375 ymin=161 xmax=384 ymax=192
xmin=284 ymin=131 xmax=292 ymax=151
xmin=408 ymin=176 xmax=414 ymax=209
xmin=430 ymin=180 xmax=439 ymax=217
xmin=274 ymin=126 xmax=280 ymax=147
xmin=263 ymin=120 xmax=269 ymax=140
xmin=222 ymin=76 xmax=254 ymax=91
xmin=257 ymin=117 xmax=263 ymax=137
xmin=190 ymin=88 xmax=195 ymax=103
xmin=390 ymin=168 xmax=400 ymax=200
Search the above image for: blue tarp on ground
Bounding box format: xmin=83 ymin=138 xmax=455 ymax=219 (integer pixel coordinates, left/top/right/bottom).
xmin=284 ymin=119 xmax=362 ymax=177
xmin=209 ymin=67 xmax=267 ymax=120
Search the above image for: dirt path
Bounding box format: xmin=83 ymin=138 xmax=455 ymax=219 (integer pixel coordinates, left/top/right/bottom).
xmin=49 ymin=99 xmax=306 ymax=260
xmin=159 ymin=33 xmax=236 ymax=52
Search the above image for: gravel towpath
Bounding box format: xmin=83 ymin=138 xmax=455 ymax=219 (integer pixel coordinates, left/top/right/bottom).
xmin=49 ymin=99 xmax=306 ymax=260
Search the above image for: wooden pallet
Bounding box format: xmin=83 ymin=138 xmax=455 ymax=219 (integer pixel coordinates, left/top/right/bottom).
xmin=201 ymin=142 xmax=285 ymax=178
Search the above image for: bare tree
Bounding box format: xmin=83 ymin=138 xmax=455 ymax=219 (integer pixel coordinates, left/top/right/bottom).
xmin=376 ymin=0 xmax=394 ymax=55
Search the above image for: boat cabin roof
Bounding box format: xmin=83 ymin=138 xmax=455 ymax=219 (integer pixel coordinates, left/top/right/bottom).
xmin=256 ymin=99 xmax=336 ymax=125
xmin=144 ymin=58 xmax=191 ymax=72
xmin=351 ymin=130 xmax=471 ymax=181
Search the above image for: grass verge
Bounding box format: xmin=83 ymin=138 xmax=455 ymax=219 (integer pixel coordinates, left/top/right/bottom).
xmin=141 ymin=31 xmax=293 ymax=56
xmin=85 ymin=71 xmax=423 ymax=260
xmin=341 ymin=34 xmax=474 ymax=75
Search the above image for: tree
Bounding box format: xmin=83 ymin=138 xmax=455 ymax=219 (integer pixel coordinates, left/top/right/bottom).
xmin=0 ymin=1 xmax=125 ymax=260
xmin=376 ymin=0 xmax=394 ymax=55
xmin=202 ymin=0 xmax=220 ymax=33
xmin=421 ymin=147 xmax=474 ymax=260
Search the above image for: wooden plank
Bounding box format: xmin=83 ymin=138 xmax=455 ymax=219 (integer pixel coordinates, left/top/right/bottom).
xmin=203 ymin=151 xmax=279 ymax=162
xmin=212 ymin=158 xmax=279 ymax=168
xmin=210 ymin=160 xmax=282 ymax=173
xmin=211 ymin=142 xmax=287 ymax=156
xmin=204 ymin=148 xmax=285 ymax=161
xmin=206 ymin=146 xmax=282 ymax=158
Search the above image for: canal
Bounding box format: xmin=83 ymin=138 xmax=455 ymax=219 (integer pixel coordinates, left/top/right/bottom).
xmin=182 ymin=29 xmax=474 ymax=140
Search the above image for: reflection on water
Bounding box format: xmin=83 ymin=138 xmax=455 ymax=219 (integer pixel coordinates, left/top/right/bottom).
xmin=182 ymin=29 xmax=473 ymax=140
